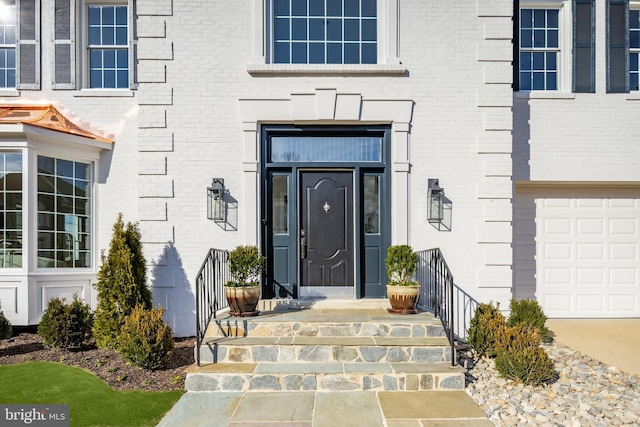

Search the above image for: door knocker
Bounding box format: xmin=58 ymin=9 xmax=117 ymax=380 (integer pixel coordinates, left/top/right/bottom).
xmin=323 ymin=202 xmax=330 ymax=213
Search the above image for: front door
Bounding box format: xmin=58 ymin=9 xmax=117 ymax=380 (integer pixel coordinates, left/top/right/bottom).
xmin=299 ymin=171 xmax=354 ymax=297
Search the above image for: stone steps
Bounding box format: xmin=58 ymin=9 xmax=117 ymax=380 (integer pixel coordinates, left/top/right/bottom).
xmin=197 ymin=336 xmax=452 ymax=364
xmin=189 ymin=304 xmax=461 ymax=392
xmin=185 ymin=362 xmax=465 ymax=392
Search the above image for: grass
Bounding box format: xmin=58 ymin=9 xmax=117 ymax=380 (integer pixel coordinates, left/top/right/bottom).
xmin=0 ymin=362 xmax=183 ymax=427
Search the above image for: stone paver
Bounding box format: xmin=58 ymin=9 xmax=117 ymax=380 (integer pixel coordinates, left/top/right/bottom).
xmin=314 ymin=392 xmax=384 ymax=427
xmin=231 ymin=392 xmax=315 ymax=423
xmin=157 ymin=392 xmax=242 ymax=427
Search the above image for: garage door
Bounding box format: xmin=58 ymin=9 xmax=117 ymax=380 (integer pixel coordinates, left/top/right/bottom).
xmin=534 ymin=187 xmax=640 ymax=317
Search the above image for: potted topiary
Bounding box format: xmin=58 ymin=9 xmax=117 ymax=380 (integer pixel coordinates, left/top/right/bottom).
xmin=225 ymin=245 xmax=266 ymax=317
xmin=385 ymin=244 xmax=420 ymax=314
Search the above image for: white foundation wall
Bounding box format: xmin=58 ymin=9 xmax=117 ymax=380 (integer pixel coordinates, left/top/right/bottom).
xmin=137 ymin=0 xmax=514 ymax=336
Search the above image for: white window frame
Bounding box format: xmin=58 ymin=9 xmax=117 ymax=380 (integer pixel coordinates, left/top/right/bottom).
xmin=519 ymin=0 xmax=572 ymax=92
xmin=77 ymin=0 xmax=134 ymax=91
xmin=0 ymin=0 xmax=16 ymax=88
xmin=631 ymin=1 xmax=640 ymax=91
xmin=248 ymin=0 xmax=405 ymax=75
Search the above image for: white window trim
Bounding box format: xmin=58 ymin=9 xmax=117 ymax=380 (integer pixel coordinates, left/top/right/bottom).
xmin=248 ymin=0 xmax=405 ymax=75
xmin=78 ymin=0 xmax=133 ymax=90
xmin=631 ymin=1 xmax=640 ymax=91
xmin=519 ymin=0 xmax=572 ymax=92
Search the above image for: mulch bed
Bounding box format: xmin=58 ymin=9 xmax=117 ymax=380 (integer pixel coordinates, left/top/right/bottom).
xmin=0 ymin=329 xmax=195 ymax=392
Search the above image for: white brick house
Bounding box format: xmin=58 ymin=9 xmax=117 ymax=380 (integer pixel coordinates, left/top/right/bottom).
xmin=0 ymin=0 xmax=637 ymax=337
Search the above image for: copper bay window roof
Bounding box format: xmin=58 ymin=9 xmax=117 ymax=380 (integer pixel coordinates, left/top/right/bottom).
xmin=0 ymin=104 xmax=113 ymax=143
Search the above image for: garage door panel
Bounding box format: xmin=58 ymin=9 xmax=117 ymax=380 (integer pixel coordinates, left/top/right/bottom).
xmin=576 ymin=294 xmax=604 ymax=312
xmin=609 ymin=218 xmax=637 ymax=235
xmin=610 ymin=243 xmax=637 ymax=260
xmin=609 ymin=268 xmax=637 ymax=285
xmin=543 ymin=294 xmax=572 ymax=312
xmin=543 ymin=218 xmax=572 ymax=235
xmin=544 ymin=243 xmax=573 ymax=260
xmin=608 ymin=295 xmax=638 ymax=312
xmin=576 ymin=243 xmax=605 ymax=260
xmin=577 ymin=268 xmax=604 ymax=285
xmin=576 ymin=218 xmax=604 ymax=235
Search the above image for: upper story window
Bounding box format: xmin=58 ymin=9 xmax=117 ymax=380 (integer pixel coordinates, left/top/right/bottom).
xmin=271 ymin=0 xmax=377 ymax=64
xmin=0 ymin=1 xmax=16 ymax=88
xmin=52 ymin=0 xmax=135 ymax=90
xmin=87 ymin=5 xmax=129 ymax=88
xmin=631 ymin=9 xmax=639 ymax=90
xmin=519 ymin=8 xmax=560 ymax=91
xmin=0 ymin=152 xmax=22 ymax=268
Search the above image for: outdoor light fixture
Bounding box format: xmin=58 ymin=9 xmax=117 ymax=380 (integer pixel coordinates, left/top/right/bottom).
xmin=427 ymin=179 xmax=444 ymax=223
xmin=207 ymin=178 xmax=226 ymax=222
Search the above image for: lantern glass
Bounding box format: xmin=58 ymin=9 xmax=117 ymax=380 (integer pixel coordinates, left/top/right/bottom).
xmin=207 ymin=179 xmax=226 ymax=222
xmin=427 ymin=179 xmax=444 ymax=223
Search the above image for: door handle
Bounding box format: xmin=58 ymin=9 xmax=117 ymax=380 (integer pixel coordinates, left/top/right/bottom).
xmin=300 ymin=229 xmax=307 ymax=259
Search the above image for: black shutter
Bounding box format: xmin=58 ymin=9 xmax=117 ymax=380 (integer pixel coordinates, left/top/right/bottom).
xmin=53 ymin=0 xmax=75 ymax=89
xmin=16 ymin=0 xmax=40 ymax=89
xmin=607 ymin=0 xmax=629 ymax=93
xmin=573 ymin=0 xmax=595 ymax=93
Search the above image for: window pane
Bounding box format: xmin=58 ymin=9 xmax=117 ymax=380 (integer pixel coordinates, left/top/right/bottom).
xmin=520 ymin=72 xmax=532 ymax=90
xmin=533 ymin=9 xmax=545 ymax=27
xmin=344 ymin=43 xmax=359 ymax=63
xmin=88 ymin=6 xmax=101 ymax=25
xmin=292 ymin=18 xmax=307 ymax=40
xmin=521 ymin=9 xmax=532 ymax=27
xmin=547 ymin=30 xmax=558 ymax=48
xmin=362 ymin=43 xmax=376 ymax=63
xmin=115 ymin=6 xmax=127 ymax=25
xmin=309 ymin=18 xmax=324 ymax=40
xmin=362 ymin=20 xmax=376 ymax=41
xmin=327 ymin=19 xmax=342 ymax=41
xmin=547 ymin=10 xmax=558 ymax=28
xmin=533 ymin=72 xmax=544 ymax=89
xmin=274 ymin=0 xmax=289 ymax=15
xmin=546 ymin=52 xmax=557 ymax=70
xmin=102 ymin=27 xmax=115 ymax=45
xmin=310 ymin=1 xmax=323 ymax=16
xmin=533 ymin=52 xmax=544 ymax=70
xmin=274 ymin=17 xmax=290 ymax=40
xmin=291 ymin=0 xmax=306 ymax=16
xmin=327 ymin=43 xmax=342 ymax=63
xmin=327 ymin=0 xmax=342 ymax=16
xmin=547 ymin=72 xmax=557 ymax=90
xmin=344 ymin=19 xmax=359 ymax=41
xmin=363 ymin=176 xmax=380 ymax=234
xmin=291 ymin=42 xmax=307 ymax=63
xmin=521 ymin=30 xmax=532 ymax=48
xmin=270 ymin=136 xmax=382 ymax=162
xmin=533 ymin=30 xmax=546 ymax=48
xmin=272 ymin=176 xmax=288 ymax=235
xmin=274 ymin=42 xmax=290 ymax=63
xmin=309 ymin=43 xmax=325 ymax=63
xmin=362 ymin=0 xmax=376 ymax=17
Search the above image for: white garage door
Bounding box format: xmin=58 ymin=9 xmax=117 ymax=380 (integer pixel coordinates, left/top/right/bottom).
xmin=535 ymin=187 xmax=640 ymax=317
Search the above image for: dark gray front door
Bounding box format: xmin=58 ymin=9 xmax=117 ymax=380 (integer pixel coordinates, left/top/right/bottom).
xmin=299 ymin=171 xmax=354 ymax=296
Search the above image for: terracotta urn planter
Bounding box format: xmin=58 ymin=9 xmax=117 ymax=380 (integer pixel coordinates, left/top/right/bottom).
xmin=386 ymin=285 xmax=419 ymax=314
xmin=225 ymin=285 xmax=261 ymax=317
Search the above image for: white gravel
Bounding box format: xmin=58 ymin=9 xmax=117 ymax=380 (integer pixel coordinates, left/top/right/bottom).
xmin=465 ymin=342 xmax=640 ymax=426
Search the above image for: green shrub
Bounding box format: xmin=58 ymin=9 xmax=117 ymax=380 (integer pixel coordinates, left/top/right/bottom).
xmin=385 ymin=245 xmax=419 ymax=286
xmin=38 ymin=295 xmax=93 ymax=350
xmin=0 ymin=301 xmax=12 ymax=339
xmin=118 ymin=305 xmax=174 ymax=370
xmin=226 ymin=245 xmax=266 ymax=287
xmin=494 ymin=323 xmax=555 ymax=386
xmin=93 ymin=214 xmax=152 ymax=349
xmin=507 ymin=298 xmax=551 ymax=343
xmin=467 ymin=302 xmax=506 ymax=358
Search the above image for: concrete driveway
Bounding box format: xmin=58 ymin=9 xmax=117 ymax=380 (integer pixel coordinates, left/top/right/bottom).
xmin=546 ymin=318 xmax=640 ymax=376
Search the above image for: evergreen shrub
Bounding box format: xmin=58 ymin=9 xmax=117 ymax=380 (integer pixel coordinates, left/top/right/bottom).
xmin=38 ymin=295 xmax=93 ymax=349
xmin=494 ymin=323 xmax=555 ymax=386
xmin=467 ymin=302 xmax=506 ymax=358
xmin=385 ymin=245 xmax=419 ymax=286
xmin=93 ymin=214 xmax=152 ymax=349
xmin=507 ymin=298 xmax=551 ymax=343
xmin=118 ymin=305 xmax=174 ymax=370
xmin=226 ymin=245 xmax=266 ymax=287
xmin=0 ymin=301 xmax=12 ymax=339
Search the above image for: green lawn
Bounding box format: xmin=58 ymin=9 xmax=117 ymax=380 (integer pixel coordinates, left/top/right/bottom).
xmin=0 ymin=362 xmax=183 ymax=427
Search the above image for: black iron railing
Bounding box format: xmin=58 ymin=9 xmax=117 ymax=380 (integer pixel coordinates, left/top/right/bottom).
xmin=195 ymin=248 xmax=229 ymax=366
xmin=416 ymin=248 xmax=456 ymax=366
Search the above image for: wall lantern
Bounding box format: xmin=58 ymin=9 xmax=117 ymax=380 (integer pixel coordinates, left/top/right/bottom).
xmin=427 ymin=179 xmax=444 ymax=223
xmin=207 ymin=178 xmax=226 ymax=222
